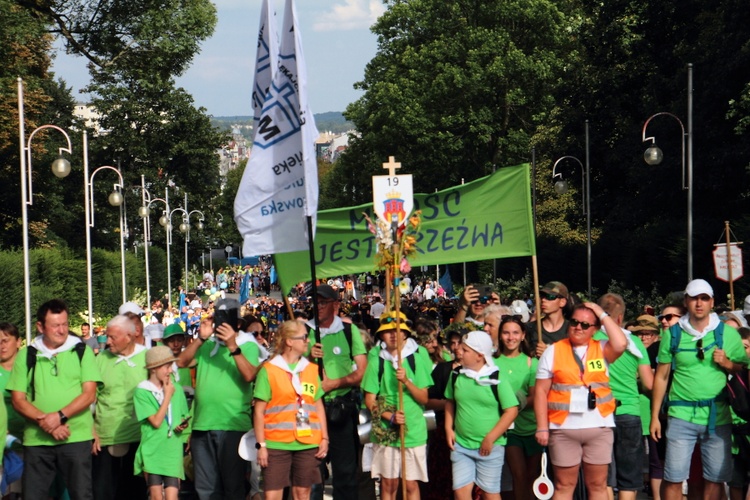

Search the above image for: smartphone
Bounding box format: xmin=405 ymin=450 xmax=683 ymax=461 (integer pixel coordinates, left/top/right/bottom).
xmin=472 ymin=284 xmax=493 ymax=304
xmin=179 ymin=416 xmax=192 ymax=427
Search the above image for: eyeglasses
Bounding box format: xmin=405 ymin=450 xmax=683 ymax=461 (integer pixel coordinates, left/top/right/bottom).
xmin=569 ymin=318 xmax=595 ymax=330
xmin=658 ymin=313 xmax=681 ymax=322
xmin=696 ymin=339 xmax=704 ymax=360
xmin=542 ymin=293 xmax=560 ymax=301
xmin=289 ymin=335 xmax=309 ymax=342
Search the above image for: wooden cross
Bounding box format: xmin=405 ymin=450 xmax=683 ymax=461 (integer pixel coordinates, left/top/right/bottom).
xmin=382 ymin=156 xmax=401 ymax=176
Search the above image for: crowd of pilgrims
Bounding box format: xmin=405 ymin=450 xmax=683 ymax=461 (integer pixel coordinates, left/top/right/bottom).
xmin=2 ymin=275 xmax=750 ymax=500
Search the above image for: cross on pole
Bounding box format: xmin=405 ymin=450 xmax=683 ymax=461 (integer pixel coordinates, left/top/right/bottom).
xmin=383 ymin=156 xmax=401 ymax=176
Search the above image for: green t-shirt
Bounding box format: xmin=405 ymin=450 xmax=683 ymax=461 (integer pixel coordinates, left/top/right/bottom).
xmin=7 ymin=344 xmax=102 ymax=446
xmin=133 ymin=384 xmax=189 ymax=479
xmin=0 ymin=387 xmax=6 ymax=462
xmin=445 ymin=369 xmax=519 ymax=448
xmin=361 ymin=345 xmax=433 ymax=448
xmin=0 ymin=366 xmax=26 ymax=438
xmin=193 ymin=339 xmax=259 ymax=431
xmin=254 ymin=360 xmax=324 ymax=451
xmin=95 ymin=349 xmax=148 ymax=445
xmin=658 ymin=323 xmax=748 ymax=425
xmin=306 ymin=323 xmax=366 ymax=400
xmin=593 ymin=331 xmax=650 ymax=416
xmin=494 ymin=353 xmax=538 ymax=436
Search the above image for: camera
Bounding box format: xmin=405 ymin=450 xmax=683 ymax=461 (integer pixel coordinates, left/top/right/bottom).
xmin=214 ymin=298 xmax=239 ymax=331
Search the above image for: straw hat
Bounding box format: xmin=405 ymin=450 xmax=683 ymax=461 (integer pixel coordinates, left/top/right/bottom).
xmin=145 ymin=345 xmax=177 ymax=370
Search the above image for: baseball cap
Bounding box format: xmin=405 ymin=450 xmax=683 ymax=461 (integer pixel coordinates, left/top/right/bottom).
xmin=163 ymin=323 xmax=186 ymax=340
xmin=743 ymin=295 xmax=750 ymax=315
xmin=510 ymin=300 xmax=530 ymax=323
xmin=316 ymin=284 xmax=338 ymax=301
xmin=540 ymin=281 xmax=569 ymax=300
xmin=462 ymin=331 xmax=494 ymax=364
xmin=119 ymin=301 xmax=145 ymax=316
xmin=684 ymin=279 xmax=713 ymax=298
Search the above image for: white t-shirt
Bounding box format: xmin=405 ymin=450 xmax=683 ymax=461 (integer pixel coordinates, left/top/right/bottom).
xmin=370 ymin=302 xmax=386 ymax=319
xmin=536 ymin=341 xmax=615 ymax=429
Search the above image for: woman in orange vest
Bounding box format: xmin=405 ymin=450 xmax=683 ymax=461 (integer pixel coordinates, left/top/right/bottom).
xmin=253 ymin=320 xmax=329 ymax=500
xmin=534 ymin=303 xmax=627 ymax=500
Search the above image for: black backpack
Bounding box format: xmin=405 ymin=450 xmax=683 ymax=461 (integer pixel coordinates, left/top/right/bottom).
xmin=449 ymin=367 xmax=503 ymax=415
xmin=26 ymin=343 xmax=87 ymax=401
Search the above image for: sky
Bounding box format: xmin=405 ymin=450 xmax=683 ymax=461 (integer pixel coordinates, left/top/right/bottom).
xmin=50 ymin=0 xmax=385 ymax=117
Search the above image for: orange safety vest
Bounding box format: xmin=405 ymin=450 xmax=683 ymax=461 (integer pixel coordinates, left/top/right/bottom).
xmin=264 ymin=362 xmax=323 ymax=445
xmin=547 ymin=338 xmax=615 ymax=425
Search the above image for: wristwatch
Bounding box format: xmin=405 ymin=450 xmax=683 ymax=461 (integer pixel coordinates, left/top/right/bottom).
xmin=255 ymin=441 xmax=267 ymax=449
xmin=58 ymin=410 xmax=68 ymax=424
xmin=230 ymin=347 xmax=242 ymax=356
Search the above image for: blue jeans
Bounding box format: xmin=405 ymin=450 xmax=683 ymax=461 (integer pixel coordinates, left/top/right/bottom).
xmin=664 ymin=417 xmax=732 ymax=483
xmin=450 ymin=442 xmax=505 ymax=494
xmin=191 ymin=430 xmax=246 ymax=499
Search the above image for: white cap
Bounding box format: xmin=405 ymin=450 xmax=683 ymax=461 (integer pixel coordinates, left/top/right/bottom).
xmin=743 ymin=295 xmax=750 ymax=316
xmin=462 ymin=331 xmax=494 ymax=364
xmin=118 ymin=301 xmax=145 ymax=315
xmin=510 ymin=300 xmax=530 ymax=323
xmin=684 ymin=279 xmax=713 ymax=298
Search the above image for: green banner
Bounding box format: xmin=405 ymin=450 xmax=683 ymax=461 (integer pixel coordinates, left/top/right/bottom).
xmin=275 ymin=164 xmax=535 ymax=293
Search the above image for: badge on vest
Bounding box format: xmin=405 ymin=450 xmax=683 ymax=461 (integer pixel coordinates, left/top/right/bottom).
xmin=296 ymin=408 xmax=312 ymax=438
xmin=586 ymin=358 xmax=605 ymax=372
xmin=570 ymin=387 xmax=589 ymax=413
xmin=302 ymin=382 xmax=316 ymax=397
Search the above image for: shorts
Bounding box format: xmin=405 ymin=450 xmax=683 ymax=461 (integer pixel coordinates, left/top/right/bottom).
xmin=507 ymin=433 xmax=544 ymax=457
xmin=663 ymin=417 xmax=732 ymax=483
xmin=608 ymin=414 xmax=645 ymax=491
xmin=371 ymin=444 xmax=428 ymax=482
xmin=146 ymin=473 xmax=179 ymax=489
xmin=548 ymin=427 xmax=613 ymax=468
xmin=263 ymin=448 xmax=322 ymax=490
xmin=451 ymin=442 xmax=505 ymax=494
xmin=648 ymin=436 xmax=664 ymax=480
xmin=729 ymin=453 xmax=750 ymax=489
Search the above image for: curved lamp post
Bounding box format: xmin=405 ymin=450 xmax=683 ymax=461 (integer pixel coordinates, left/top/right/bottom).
xmin=80 ymin=131 xmax=127 ymax=326
xmin=18 ymin=77 xmax=73 ymax=342
xmin=176 ymin=193 xmax=205 ymax=292
xmin=140 ymin=187 xmax=172 ymax=306
xmin=552 ymin=120 xmax=591 ymax=297
xmin=641 ymin=64 xmax=693 ymax=280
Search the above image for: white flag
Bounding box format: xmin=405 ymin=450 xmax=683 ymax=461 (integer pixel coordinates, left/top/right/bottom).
xmin=251 ymin=0 xmax=278 ymax=142
xmin=234 ymin=0 xmax=319 ymax=256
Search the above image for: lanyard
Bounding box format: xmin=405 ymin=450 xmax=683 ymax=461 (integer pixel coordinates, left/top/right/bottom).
xmin=569 ymin=343 xmax=589 ymax=383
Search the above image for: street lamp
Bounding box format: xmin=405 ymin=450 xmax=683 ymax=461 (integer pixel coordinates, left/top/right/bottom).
xmin=641 ymin=63 xmax=693 ymax=281
xmin=140 ymin=187 xmax=172 ymax=306
xmin=177 ymin=193 xmax=205 ymax=292
xmin=17 ymin=77 xmax=73 ymax=343
xmin=552 ymin=120 xmax=591 ymax=297
xmin=82 ymin=131 xmax=127 ymax=326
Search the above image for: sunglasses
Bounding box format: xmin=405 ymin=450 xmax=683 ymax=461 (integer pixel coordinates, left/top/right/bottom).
xmin=380 ymin=316 xmax=413 ymax=328
xmin=542 ymin=293 xmax=560 ymax=301
xmin=501 ymin=314 xmax=524 ymax=322
xmin=658 ymin=313 xmax=681 ymax=322
xmin=696 ymin=339 xmax=704 ymax=360
xmin=569 ymin=318 xmax=595 ymax=330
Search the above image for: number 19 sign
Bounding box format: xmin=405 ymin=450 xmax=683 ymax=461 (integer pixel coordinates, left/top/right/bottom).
xmin=373 ymin=156 xmax=414 ymax=225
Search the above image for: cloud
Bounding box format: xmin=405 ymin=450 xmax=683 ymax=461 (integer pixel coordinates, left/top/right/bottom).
xmin=313 ymin=0 xmax=386 ymax=32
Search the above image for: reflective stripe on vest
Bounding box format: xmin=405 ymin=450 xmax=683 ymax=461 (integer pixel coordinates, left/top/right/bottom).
xmin=547 ymin=338 xmax=616 ymax=425
xmin=264 ymin=363 xmax=322 ymax=445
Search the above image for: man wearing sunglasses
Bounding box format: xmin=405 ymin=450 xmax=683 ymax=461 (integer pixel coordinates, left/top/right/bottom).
xmin=650 ymin=279 xmax=748 ymax=500
xmin=307 ymin=284 xmax=368 ymax=500
xmin=530 ymin=281 xmax=571 ymax=358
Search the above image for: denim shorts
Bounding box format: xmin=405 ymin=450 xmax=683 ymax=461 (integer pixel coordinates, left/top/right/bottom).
xmin=450 ymin=442 xmax=505 ymax=494
xmin=663 ymin=417 xmax=732 ymax=483
xmin=608 ymin=414 xmax=645 ymax=491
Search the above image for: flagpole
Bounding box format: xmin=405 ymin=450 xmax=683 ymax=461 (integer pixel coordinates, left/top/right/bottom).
xmin=307 ymin=215 xmax=323 ymax=378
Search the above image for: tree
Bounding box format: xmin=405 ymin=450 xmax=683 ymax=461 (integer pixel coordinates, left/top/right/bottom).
xmin=327 ymin=0 xmax=573 ymax=207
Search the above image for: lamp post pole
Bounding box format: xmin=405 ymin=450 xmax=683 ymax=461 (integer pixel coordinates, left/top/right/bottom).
xmin=83 ymin=131 xmax=127 ymax=324
xmin=552 ymin=120 xmax=591 ymax=297
xmin=140 ymin=189 xmax=171 ymax=307
xmin=178 ymin=193 xmax=205 ymax=293
xmin=642 ymin=63 xmax=693 ymax=281
xmin=18 ymin=77 xmax=73 ymax=342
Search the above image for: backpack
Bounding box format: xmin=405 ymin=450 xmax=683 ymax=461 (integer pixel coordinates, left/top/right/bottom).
xmin=305 ymin=322 xmax=354 ymax=362
xmin=375 ymin=352 xmax=417 ymax=396
xmin=26 ymin=342 xmax=87 ymax=401
xmin=449 ymin=366 xmax=503 ymax=415
xmin=667 ymin=322 xmax=750 ymax=430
